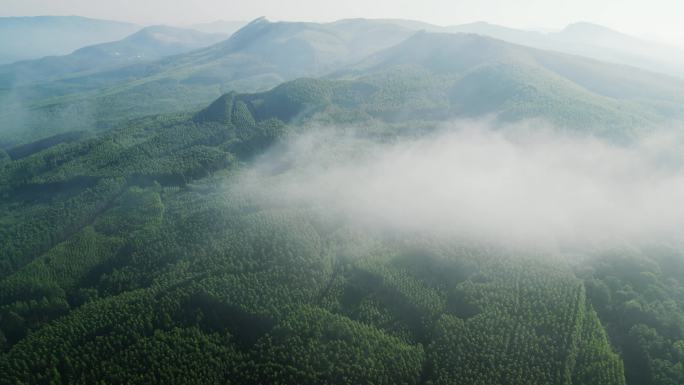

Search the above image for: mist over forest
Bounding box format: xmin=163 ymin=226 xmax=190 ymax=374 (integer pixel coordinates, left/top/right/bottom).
xmin=2 ymin=6 xmax=684 ymax=385
xmin=237 ymin=122 xmax=684 ymax=248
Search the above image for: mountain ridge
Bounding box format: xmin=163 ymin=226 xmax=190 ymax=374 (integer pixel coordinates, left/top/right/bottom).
xmin=0 ymin=15 xmax=141 ymax=64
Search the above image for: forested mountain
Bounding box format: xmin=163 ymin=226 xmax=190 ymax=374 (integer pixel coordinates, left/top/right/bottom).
xmin=0 ymin=17 xmax=417 ymax=146
xmin=0 ymin=16 xmax=140 ymax=65
xmin=6 ymin=26 xmax=684 ymax=148
xmin=342 ymin=32 xmax=684 ymax=131
xmin=364 ymin=18 xmax=684 ymax=80
xmin=0 ymin=26 xmax=228 ymax=87
xmin=5 ymin=19 xmax=684 ymax=147
xmin=2 ymin=15 xmax=684 ymax=385
xmin=0 ymin=83 xmax=629 ymax=385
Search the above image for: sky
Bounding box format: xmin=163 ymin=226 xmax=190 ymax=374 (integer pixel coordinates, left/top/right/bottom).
xmin=2 ymin=0 xmax=684 ymax=45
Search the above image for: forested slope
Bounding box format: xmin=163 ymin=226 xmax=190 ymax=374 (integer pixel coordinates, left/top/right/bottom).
xmin=5 ymin=26 xmax=684 ymax=148
xmin=0 ymin=80 xmax=630 ymax=385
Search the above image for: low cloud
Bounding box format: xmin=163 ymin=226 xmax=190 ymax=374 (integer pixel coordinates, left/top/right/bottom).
xmin=231 ymin=120 xmax=684 ymax=250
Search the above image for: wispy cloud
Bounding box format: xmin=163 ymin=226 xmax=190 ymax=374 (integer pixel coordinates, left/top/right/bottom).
xmin=231 ymin=120 xmax=684 ymax=250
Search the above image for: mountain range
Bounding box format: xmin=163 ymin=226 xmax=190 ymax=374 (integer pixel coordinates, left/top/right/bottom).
xmin=0 ymin=25 xmax=228 ymax=87
xmin=0 ymin=16 xmax=141 ymax=65
xmin=3 ymin=17 xmax=684 ymax=147
xmin=443 ymin=21 xmax=684 ymax=80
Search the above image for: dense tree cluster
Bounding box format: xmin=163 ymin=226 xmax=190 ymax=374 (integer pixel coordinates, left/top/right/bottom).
xmin=0 ymin=78 xmax=672 ymax=385
xmin=577 ymin=250 xmax=684 ymax=385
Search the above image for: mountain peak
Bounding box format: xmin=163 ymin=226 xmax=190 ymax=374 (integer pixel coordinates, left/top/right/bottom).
xmin=556 ymin=21 xmax=644 ymax=48
xmin=560 ymin=22 xmax=626 ymax=38
xmin=247 ymin=16 xmax=269 ymax=26
xmin=564 ymin=21 xmax=611 ymax=30
xmin=124 ymin=25 xmax=221 ymax=44
xmin=127 ymin=25 xmax=180 ymax=39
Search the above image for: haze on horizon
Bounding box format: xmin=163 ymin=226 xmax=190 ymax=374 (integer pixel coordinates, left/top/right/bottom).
xmin=2 ymin=0 xmax=684 ymax=47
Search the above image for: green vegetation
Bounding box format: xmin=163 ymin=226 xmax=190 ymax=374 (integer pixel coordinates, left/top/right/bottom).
xmin=0 ymin=90 xmax=633 ymax=384
xmin=2 ymin=20 xmax=684 ymax=385
xmin=5 ymin=23 xmax=684 ymax=147
xmin=576 ymin=250 xmax=684 ymax=385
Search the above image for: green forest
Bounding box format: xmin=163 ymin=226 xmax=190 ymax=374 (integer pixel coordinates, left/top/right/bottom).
xmin=3 ymin=16 xmax=684 ymax=385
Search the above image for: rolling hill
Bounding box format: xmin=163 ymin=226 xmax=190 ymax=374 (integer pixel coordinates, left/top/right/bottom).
xmin=445 ymin=21 xmax=684 ymax=80
xmin=0 ymin=64 xmax=674 ymax=385
xmin=359 ymin=18 xmax=684 ymax=80
xmin=0 ymin=16 xmax=140 ymax=65
xmin=185 ymin=32 xmax=684 ymax=138
xmin=0 ymin=17 xmax=417 ymax=146
xmin=5 ymin=26 xmax=684 ymax=148
xmin=0 ymin=26 xmax=228 ymax=87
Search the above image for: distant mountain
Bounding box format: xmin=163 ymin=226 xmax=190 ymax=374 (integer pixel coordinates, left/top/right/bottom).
xmin=445 ymin=21 xmax=547 ymax=47
xmin=198 ymin=17 xmax=417 ymax=81
xmin=278 ymin=32 xmax=684 ymax=136
xmin=190 ymin=20 xmax=247 ymax=35
xmin=349 ymin=31 xmax=684 ymax=104
xmin=360 ymin=19 xmax=684 ymax=80
xmin=364 ymin=18 xmax=442 ymax=32
xmin=0 ymin=26 xmax=228 ymax=86
xmin=0 ymin=16 xmax=140 ymax=64
xmin=8 ymin=17 xmax=417 ymax=97
xmin=0 ymin=17 xmax=418 ymax=145
xmin=5 ymin=20 xmax=684 ymax=147
xmin=443 ymin=21 xmax=684 ymax=80
xmin=554 ymin=22 xmax=639 ymax=47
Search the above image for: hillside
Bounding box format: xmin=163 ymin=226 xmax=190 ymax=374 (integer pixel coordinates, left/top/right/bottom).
xmin=0 ymin=16 xmax=140 ymax=64
xmin=0 ymin=17 xmax=417 ymax=146
xmin=6 ymin=29 xmax=684 ymax=148
xmin=335 ymin=32 xmax=684 ymax=137
xmin=349 ymin=32 xmax=684 ymax=101
xmin=0 ymin=89 xmax=628 ymax=385
xmin=8 ymin=19 xmax=684 ymax=148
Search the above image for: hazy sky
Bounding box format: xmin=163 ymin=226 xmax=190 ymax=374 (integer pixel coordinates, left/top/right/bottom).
xmin=2 ymin=0 xmax=684 ymax=44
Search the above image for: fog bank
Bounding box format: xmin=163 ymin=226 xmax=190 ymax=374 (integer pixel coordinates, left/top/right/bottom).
xmin=233 ymin=121 xmax=684 ymax=249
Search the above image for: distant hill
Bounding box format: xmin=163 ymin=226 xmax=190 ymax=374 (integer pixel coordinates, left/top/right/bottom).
xmin=349 ymin=32 xmax=684 ymax=104
xmin=0 ymin=17 xmax=418 ymax=145
xmin=0 ymin=25 xmax=228 ymax=86
xmin=0 ymin=16 xmax=140 ymax=64
xmin=5 ymin=17 xmax=417 ymax=97
xmin=443 ymin=21 xmax=684 ymax=80
xmin=192 ymin=33 xmax=684 ymax=138
xmin=5 ymin=22 xmax=684 ymax=147
xmin=190 ymin=20 xmax=247 ymax=35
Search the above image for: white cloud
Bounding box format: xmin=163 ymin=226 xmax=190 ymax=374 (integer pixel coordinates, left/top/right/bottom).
xmin=233 ymin=121 xmax=684 ymax=250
